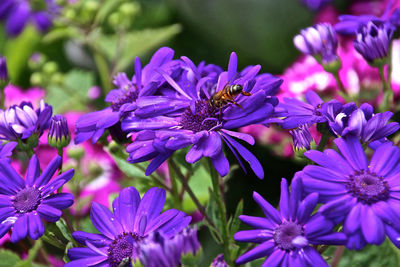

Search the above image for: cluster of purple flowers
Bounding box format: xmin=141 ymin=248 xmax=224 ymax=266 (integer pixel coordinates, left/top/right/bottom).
xmin=76 ymin=47 xmax=283 ymax=179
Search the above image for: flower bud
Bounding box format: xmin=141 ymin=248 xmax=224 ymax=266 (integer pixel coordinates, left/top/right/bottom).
xmin=0 ymin=56 xmax=9 ymax=85
xmin=290 ymin=125 xmax=314 ymax=155
xmin=211 ymin=254 xmax=228 ymax=267
xmin=48 ymin=115 xmax=70 ymax=148
xmin=354 ymin=21 xmax=393 ymax=67
xmin=294 ymin=23 xmax=339 ymax=65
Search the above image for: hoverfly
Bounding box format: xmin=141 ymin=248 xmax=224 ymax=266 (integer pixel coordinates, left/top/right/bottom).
xmin=209 ymin=84 xmax=251 ymax=110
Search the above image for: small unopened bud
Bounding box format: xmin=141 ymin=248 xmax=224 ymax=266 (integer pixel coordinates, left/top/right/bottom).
xmin=290 ymin=125 xmax=314 ymax=155
xmin=48 ymin=115 xmax=71 ymax=148
xmin=211 ymin=254 xmax=228 ymax=267
xmin=0 ymin=56 xmax=9 ymax=84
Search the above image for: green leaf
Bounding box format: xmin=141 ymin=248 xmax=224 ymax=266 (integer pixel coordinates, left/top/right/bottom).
xmin=98 ymin=24 xmax=181 ymax=72
xmin=4 ymin=26 xmax=41 ymax=82
xmin=42 ymin=27 xmax=80 ymax=44
xmin=0 ymin=250 xmax=21 ymax=267
xmin=63 ymin=242 xmax=74 ymax=263
xmin=323 ymin=239 xmax=400 ymax=267
xmin=15 ymin=239 xmax=47 ymax=267
xmin=56 ymin=218 xmax=75 ymax=244
xmin=181 ymin=248 xmax=203 ymax=267
xmin=46 ymin=70 xmax=95 ymax=113
xmin=228 ymin=199 xmax=243 ymax=238
xmin=182 ymin=163 xmax=212 ymax=212
xmin=94 ymin=0 xmax=125 ymax=25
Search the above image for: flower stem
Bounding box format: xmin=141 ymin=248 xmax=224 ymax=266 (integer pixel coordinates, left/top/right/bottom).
xmin=208 ymin=159 xmax=234 ymax=266
xmin=378 ymin=65 xmax=393 ymax=111
xmin=168 ymin=158 xmax=216 ymax=229
xmin=331 ymin=246 xmax=345 ymax=267
xmin=317 ymin=133 xmax=330 ymax=152
xmin=90 ymin=44 xmax=112 ymax=94
xmin=333 ymin=71 xmax=346 ymax=95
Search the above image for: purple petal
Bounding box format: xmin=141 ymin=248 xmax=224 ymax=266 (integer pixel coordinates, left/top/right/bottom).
xmin=112 ymin=186 xmax=141 ymax=233
xmin=220 ymin=129 xmax=255 ymax=145
xmin=303 ymin=246 xmax=329 ymax=267
xmin=360 ymin=206 xmax=385 ymax=245
xmin=37 ymin=204 xmax=62 ymax=222
xmin=34 ymin=156 xmax=61 ymax=187
xmin=42 ymin=193 xmax=74 ymax=210
xmin=211 ymin=150 xmax=229 ymax=177
xmin=10 ymin=214 xmax=28 ymax=243
xmin=41 ymin=169 xmax=74 ymax=197
xmin=238 ymin=215 xmax=276 ymax=230
xmin=334 ymin=136 xmax=367 ymax=171
xmin=27 ymin=212 xmax=44 ymax=240
xmin=253 ymin=192 xmax=281 ymax=224
xmin=25 ymin=155 xmax=40 ymax=187
xmin=90 ymin=202 xmax=123 ymax=239
xmin=72 ymin=231 xmax=110 ymax=247
xmin=145 ymin=153 xmax=172 ymax=176
xmin=134 ymin=187 xmax=166 ymax=235
xmin=6 ymin=2 xmax=29 ymax=36
xmin=261 ymin=249 xmax=285 ymax=267
xmin=236 ymin=241 xmax=275 ymax=265
xmin=234 ymin=229 xmax=273 ymax=243
xmin=344 ymin=203 xmax=362 ymax=234
xmin=279 ymin=179 xmax=290 ymax=220
xmin=227 ymin=52 xmax=238 ymax=81
xmin=296 ymin=193 xmax=319 ymax=224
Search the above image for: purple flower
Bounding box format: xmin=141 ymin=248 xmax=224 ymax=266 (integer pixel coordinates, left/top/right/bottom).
xmin=0 ymin=55 xmax=8 ymax=83
xmin=0 ymin=141 xmax=17 ymax=161
xmin=335 ymin=0 xmax=399 ymax=35
xmin=294 ymin=23 xmax=339 ymax=64
xmin=0 ymin=0 xmax=59 ymax=36
xmin=323 ymin=102 xmax=399 ymax=144
xmin=290 ymin=125 xmax=313 ymax=151
xmin=300 ymin=0 xmax=332 ymax=11
xmin=0 ymin=100 xmax=52 ymax=141
xmin=211 ymin=254 xmax=228 ymax=267
xmin=0 ymin=155 xmax=74 ymax=242
xmin=138 ymin=227 xmax=200 ymax=267
xmin=354 ymin=21 xmax=394 ymax=65
xmin=122 ymin=52 xmax=282 ymax=179
xmin=66 ymin=187 xmax=191 ymax=267
xmin=277 ymin=90 xmax=326 ymax=129
xmin=234 ymin=178 xmax=346 ymax=266
xmin=48 ymin=114 xmax=70 ymax=148
xmin=75 ymin=47 xmax=181 ymax=144
xmin=301 ymin=136 xmax=400 ymax=249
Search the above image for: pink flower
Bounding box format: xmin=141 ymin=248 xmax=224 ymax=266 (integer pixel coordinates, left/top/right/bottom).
xmin=4 ymin=85 xmax=45 ymax=108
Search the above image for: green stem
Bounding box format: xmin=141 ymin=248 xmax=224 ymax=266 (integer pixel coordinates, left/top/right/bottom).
xmin=0 ymin=83 xmax=6 ymax=109
xmin=378 ymin=65 xmax=393 ymax=111
xmin=57 ymin=147 xmax=64 ymax=193
xmin=91 ymin=45 xmax=112 ymax=93
xmin=333 ymin=71 xmax=346 ymax=95
xmin=317 ymin=133 xmax=330 ymax=152
xmin=331 ymin=246 xmax=345 ymax=267
xmin=168 ymin=158 xmax=216 ymax=229
xmin=208 ymin=159 xmax=234 ymax=266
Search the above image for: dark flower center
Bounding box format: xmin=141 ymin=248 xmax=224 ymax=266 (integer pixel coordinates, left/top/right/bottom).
xmin=111 ymin=90 xmax=138 ymax=112
xmin=180 ymin=100 xmax=221 ymax=132
xmin=108 ymin=232 xmax=140 ymax=267
xmin=347 ymin=170 xmax=390 ymax=204
xmin=273 ymin=221 xmax=304 ymax=251
xmin=13 ymin=187 xmax=41 ymax=213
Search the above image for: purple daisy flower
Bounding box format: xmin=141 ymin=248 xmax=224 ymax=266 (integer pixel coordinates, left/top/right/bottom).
xmin=335 ymin=0 xmax=399 ymax=35
xmin=122 ymin=52 xmax=282 ymax=178
xmin=234 ymin=178 xmax=346 ymax=266
xmin=138 ymin=227 xmax=200 ymax=267
xmin=354 ymin=21 xmax=394 ymax=65
xmin=0 ymin=0 xmax=59 ymax=36
xmin=276 ymin=90 xmax=327 ymax=130
xmin=301 ymin=136 xmax=400 ymax=249
xmin=0 ymin=141 xmax=17 ymax=161
xmin=0 ymin=155 xmax=74 ymax=242
xmin=294 ymin=23 xmax=338 ymax=64
xmin=0 ymin=100 xmax=52 ymax=141
xmin=323 ymin=102 xmax=399 ymax=144
xmin=75 ymin=47 xmax=182 ymax=144
xmin=66 ymin=187 xmax=191 ymax=267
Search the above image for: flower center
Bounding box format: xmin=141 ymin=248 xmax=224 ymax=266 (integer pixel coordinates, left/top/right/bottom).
xmin=180 ymin=100 xmax=221 ymax=132
xmin=13 ymin=187 xmax=41 ymax=213
xmin=108 ymin=232 xmax=140 ymax=267
xmin=347 ymin=170 xmax=389 ymax=204
xmin=111 ymin=90 xmax=138 ymax=112
xmin=273 ymin=221 xmax=304 ymax=251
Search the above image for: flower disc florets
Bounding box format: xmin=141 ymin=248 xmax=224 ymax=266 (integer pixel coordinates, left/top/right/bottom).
xmin=180 ymin=100 xmax=220 ymax=132
xmin=13 ymin=187 xmax=41 ymax=213
xmin=347 ymin=170 xmax=389 ymax=204
xmin=273 ymin=221 xmax=305 ymax=251
xmin=108 ymin=232 xmax=140 ymax=267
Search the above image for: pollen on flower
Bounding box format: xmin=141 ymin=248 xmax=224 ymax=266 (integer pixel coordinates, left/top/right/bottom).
xmin=179 ymin=100 xmax=221 ymax=132
xmin=13 ymin=187 xmax=41 ymax=213
xmin=111 ymin=90 xmax=138 ymax=112
xmin=273 ymin=221 xmax=305 ymax=251
xmin=108 ymin=232 xmax=140 ymax=267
